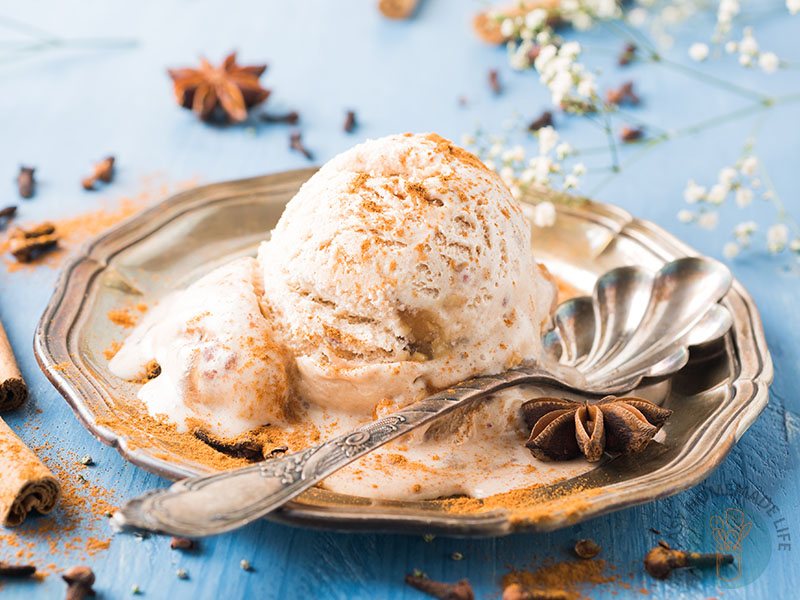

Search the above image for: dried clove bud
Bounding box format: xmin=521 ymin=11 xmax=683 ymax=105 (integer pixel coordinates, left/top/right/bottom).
xmin=260 ymin=111 xmax=300 ymax=125
xmin=574 ymin=538 xmax=601 ymax=559
xmin=9 ymin=222 xmax=59 ymax=263
xmin=267 ymin=444 xmax=288 ymax=458
xmin=82 ymin=156 xmax=115 ymax=190
xmin=193 ymin=428 xmax=264 ymax=461
xmin=528 ymin=111 xmax=553 ymax=131
xmin=170 ymin=536 xmax=196 ymax=550
xmin=289 ymin=131 xmax=313 ymax=160
xmin=344 ymin=110 xmax=357 ymax=133
xmin=17 ymin=166 xmax=35 ymax=199
xmin=502 ymin=583 xmax=568 ymax=600
xmin=405 ymin=574 xmax=474 ymax=600
xmin=488 ymin=69 xmax=502 ymax=95
xmin=618 ymin=42 xmax=637 ymax=66
xmin=0 ymin=561 xmax=36 ymax=578
xmin=606 ymin=81 xmax=640 ymax=106
xmin=0 ymin=205 xmax=17 ymax=227
xmin=620 ymin=125 xmax=644 ymax=143
xmin=644 ymin=541 xmax=733 ymax=580
xmin=62 ymin=566 xmax=95 ymax=600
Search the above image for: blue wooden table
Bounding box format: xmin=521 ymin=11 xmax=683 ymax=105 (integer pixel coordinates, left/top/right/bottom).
xmin=1 ymin=1 xmax=798 ymax=598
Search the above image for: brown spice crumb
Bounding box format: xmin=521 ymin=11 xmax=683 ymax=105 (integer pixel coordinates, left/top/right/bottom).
xmin=503 ymin=558 xmax=617 ymax=600
xmin=193 ymin=428 xmax=266 ymax=461
xmin=102 ymin=341 xmax=122 ymax=361
xmin=405 ymin=574 xmax=474 ymax=600
xmin=289 ymin=131 xmax=313 ymax=160
xmin=620 ymin=126 xmax=643 ymax=142
xmin=606 ymin=81 xmax=640 ymax=106
xmin=170 ymin=536 xmax=196 ymax=550
xmin=260 ymin=111 xmax=299 ymax=125
xmin=488 ymin=69 xmax=502 ymax=95
xmin=574 ymin=539 xmax=601 ymax=559
xmin=529 ymin=111 xmax=553 ymax=131
xmin=502 ymin=583 xmax=568 ymax=599
xmin=82 ymin=156 xmax=115 ymax=191
xmin=344 ymin=110 xmax=357 ymax=133
xmin=17 ymin=167 xmax=35 ymax=199
xmin=144 ymin=360 xmax=161 ymax=380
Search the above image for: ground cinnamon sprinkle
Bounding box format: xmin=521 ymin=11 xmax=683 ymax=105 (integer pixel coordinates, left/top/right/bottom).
xmin=0 ymin=175 xmax=200 ymax=273
xmin=502 ymin=558 xmax=623 ymax=600
xmin=102 ymin=340 xmax=122 ymax=361
xmin=107 ymin=308 xmax=138 ymax=328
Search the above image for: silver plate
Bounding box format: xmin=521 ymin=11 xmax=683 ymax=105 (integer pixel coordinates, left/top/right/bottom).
xmin=34 ymin=169 xmax=773 ymax=536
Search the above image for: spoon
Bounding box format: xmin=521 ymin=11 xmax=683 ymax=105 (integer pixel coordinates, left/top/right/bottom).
xmin=112 ymin=256 xmax=732 ymax=537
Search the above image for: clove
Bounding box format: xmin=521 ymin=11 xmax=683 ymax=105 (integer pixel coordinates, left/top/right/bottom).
xmin=502 ymin=583 xmax=568 ymax=600
xmin=17 ymin=166 xmax=35 ymax=199
xmin=9 ymin=222 xmax=59 ymax=262
xmin=193 ymin=428 xmax=264 ymax=461
xmin=260 ymin=111 xmax=300 ymax=125
xmin=62 ymin=566 xmax=95 ymax=600
xmin=620 ymin=125 xmax=644 ymax=143
xmin=0 ymin=205 xmax=17 ymax=227
xmin=528 ymin=111 xmax=553 ymax=131
xmin=81 ymin=156 xmax=115 ymax=190
xmin=344 ymin=110 xmax=357 ymax=133
xmin=0 ymin=561 xmax=36 ymax=578
xmin=618 ymin=42 xmax=637 ymax=66
xmin=289 ymin=131 xmax=313 ymax=160
xmin=405 ymin=574 xmax=474 ymax=600
xmin=488 ymin=69 xmax=502 ymax=95
xmin=170 ymin=536 xmax=196 ymax=550
xmin=144 ymin=360 xmax=161 ymax=380
xmin=644 ymin=541 xmax=733 ymax=580
xmin=606 ymin=81 xmax=640 ymax=106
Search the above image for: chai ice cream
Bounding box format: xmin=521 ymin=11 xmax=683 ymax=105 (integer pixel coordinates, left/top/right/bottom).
xmin=110 ymin=133 xmax=592 ymax=500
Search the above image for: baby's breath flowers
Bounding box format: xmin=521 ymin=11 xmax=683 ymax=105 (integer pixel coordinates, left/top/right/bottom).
xmin=680 ymin=154 xmax=800 ymax=260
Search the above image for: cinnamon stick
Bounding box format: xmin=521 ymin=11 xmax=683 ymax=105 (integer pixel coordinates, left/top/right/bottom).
xmin=0 ymin=418 xmax=61 ymax=526
xmin=0 ymin=320 xmax=27 ymax=412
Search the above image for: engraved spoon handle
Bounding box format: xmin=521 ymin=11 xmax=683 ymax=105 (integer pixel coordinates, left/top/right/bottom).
xmin=112 ymin=366 xmax=574 ymax=537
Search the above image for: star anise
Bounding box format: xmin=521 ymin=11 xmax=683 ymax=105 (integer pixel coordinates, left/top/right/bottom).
xmin=521 ymin=396 xmax=672 ymax=462
xmin=167 ymin=52 xmax=270 ymax=123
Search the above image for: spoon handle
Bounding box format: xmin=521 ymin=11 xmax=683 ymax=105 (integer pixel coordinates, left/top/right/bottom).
xmin=112 ymin=366 xmax=569 ymax=537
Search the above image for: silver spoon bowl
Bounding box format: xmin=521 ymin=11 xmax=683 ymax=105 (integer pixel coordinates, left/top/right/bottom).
xmin=112 ymin=256 xmax=732 ymax=537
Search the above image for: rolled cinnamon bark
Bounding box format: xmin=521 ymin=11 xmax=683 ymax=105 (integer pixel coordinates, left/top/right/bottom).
xmin=0 ymin=418 xmax=61 ymax=526
xmin=0 ymin=321 xmax=27 ymax=412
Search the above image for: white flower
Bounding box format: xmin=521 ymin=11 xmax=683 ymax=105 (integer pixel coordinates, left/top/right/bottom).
xmin=525 ymin=9 xmax=547 ymax=29
xmin=533 ymin=201 xmax=557 ymax=227
xmin=564 ymin=174 xmax=579 ymax=189
xmin=789 ymin=0 xmax=800 ymax=14
xmin=684 ymin=180 xmax=707 ymax=203
xmin=723 ymin=242 xmax=740 ymax=258
xmin=538 ymin=126 xmax=559 ymax=155
xmin=740 ymin=156 xmax=758 ymax=176
xmin=725 ymin=41 xmax=738 ymax=53
xmin=520 ymin=168 xmax=536 ymax=184
xmin=628 ymin=8 xmax=648 ymax=26
xmin=698 ymin=211 xmax=719 ymax=230
xmin=735 ymin=188 xmax=753 ymax=207
xmin=488 ymin=143 xmax=503 ymax=159
xmin=790 ymin=238 xmax=800 ymax=252
xmin=572 ymin=162 xmax=587 ymax=176
xmin=689 ymin=43 xmax=710 ymax=62
xmin=461 ymin=134 xmax=475 ymax=146
xmin=734 ymin=221 xmax=758 ymax=245
xmin=555 ymin=142 xmax=573 ymax=160
xmin=739 ymin=54 xmax=753 ymax=67
xmin=678 ymin=209 xmax=694 ymax=223
xmin=718 ymin=167 xmax=738 ymax=187
xmin=500 ymin=18 xmax=515 ymax=38
xmin=759 ymin=52 xmax=780 ymax=73
xmin=767 ymin=223 xmax=789 ymax=252
xmin=708 ymin=184 xmax=729 ymax=205
xmin=739 ymin=29 xmax=759 ymax=55
xmin=510 ymin=185 xmax=522 ymax=200
xmin=576 ymin=76 xmax=596 ymax=98
xmin=718 ymin=0 xmax=740 ymax=24
xmin=559 ymin=42 xmax=581 ymax=59
xmin=484 ymin=159 xmax=496 ymax=171
xmin=502 ymin=145 xmax=525 ymax=163
xmin=500 ymin=166 xmax=515 ymax=184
